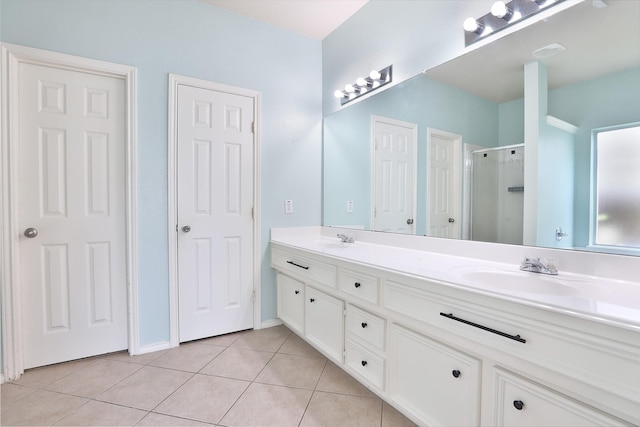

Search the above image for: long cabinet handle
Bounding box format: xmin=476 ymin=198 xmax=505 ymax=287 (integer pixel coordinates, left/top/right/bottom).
xmin=286 ymin=260 xmax=309 ymax=270
xmin=439 ymin=312 xmax=526 ymax=343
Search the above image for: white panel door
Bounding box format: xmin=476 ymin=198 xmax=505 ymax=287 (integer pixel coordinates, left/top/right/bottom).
xmin=372 ymin=116 xmax=417 ymax=234
xmin=427 ymin=128 xmax=462 ymax=238
xmin=18 ymin=63 xmax=128 ymax=369
xmin=177 ymin=84 xmax=254 ymax=342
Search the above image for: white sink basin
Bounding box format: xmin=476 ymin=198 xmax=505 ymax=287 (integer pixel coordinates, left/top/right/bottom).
xmin=459 ymin=270 xmax=581 ymax=296
xmin=449 ymin=266 xmax=604 ymax=298
xmin=313 ymin=240 xmax=353 ymax=250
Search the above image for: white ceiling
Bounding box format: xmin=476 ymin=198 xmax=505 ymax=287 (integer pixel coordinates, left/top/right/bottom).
xmin=425 ymin=0 xmax=640 ymax=103
xmin=201 ymin=0 xmax=368 ymax=40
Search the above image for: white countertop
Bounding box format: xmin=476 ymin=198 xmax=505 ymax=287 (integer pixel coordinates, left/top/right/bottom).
xmin=271 ymin=227 xmax=640 ymax=332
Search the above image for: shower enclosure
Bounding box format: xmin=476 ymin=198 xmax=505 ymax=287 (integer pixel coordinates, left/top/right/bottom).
xmin=470 ymin=144 xmax=524 ymax=245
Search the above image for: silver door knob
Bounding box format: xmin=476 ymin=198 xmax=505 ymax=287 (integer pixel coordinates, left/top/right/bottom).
xmin=24 ymin=227 xmax=38 ymax=238
xmin=181 ymin=225 xmax=191 ymax=233
xmin=407 ymin=218 xmax=414 ymax=225
xmin=448 ymin=218 xmax=455 ymax=223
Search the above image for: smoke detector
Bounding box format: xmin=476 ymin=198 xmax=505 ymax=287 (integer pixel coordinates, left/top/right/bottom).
xmin=532 ymin=43 xmax=566 ymax=59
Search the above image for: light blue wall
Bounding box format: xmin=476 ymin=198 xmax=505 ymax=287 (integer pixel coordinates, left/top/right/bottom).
xmin=1 ymin=0 xmax=322 ymax=350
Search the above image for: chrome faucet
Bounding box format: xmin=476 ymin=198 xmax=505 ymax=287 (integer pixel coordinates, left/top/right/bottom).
xmin=520 ymin=256 xmax=558 ymax=275
xmin=337 ymin=233 xmax=354 ymax=243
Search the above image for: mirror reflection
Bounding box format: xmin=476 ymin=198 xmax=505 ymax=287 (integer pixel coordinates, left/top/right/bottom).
xmin=323 ymin=0 xmax=640 ymax=255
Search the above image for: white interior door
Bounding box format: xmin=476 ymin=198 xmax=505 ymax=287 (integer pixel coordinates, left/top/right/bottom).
xmin=18 ymin=62 xmax=128 ymax=369
xmin=177 ymin=84 xmax=254 ymax=343
xmin=427 ymin=128 xmax=462 ymax=238
xmin=372 ymin=116 xmax=417 ymax=234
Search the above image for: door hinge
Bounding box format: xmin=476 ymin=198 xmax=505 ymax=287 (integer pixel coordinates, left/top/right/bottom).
xmin=175 ymin=224 xmax=178 ymax=232
xmin=251 ymin=122 xmax=256 ymax=134
xmin=251 ymin=207 xmax=255 ymax=219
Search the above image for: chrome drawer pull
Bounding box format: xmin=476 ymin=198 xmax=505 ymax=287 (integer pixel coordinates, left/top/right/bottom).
xmin=286 ymin=260 xmax=309 ymax=270
xmin=439 ymin=312 xmax=526 ymax=343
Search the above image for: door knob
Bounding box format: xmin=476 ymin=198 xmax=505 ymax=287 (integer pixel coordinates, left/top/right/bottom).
xmin=24 ymin=227 xmax=38 ymax=238
xmin=407 ymin=218 xmax=414 ymax=225
xmin=448 ymin=218 xmax=455 ymax=223
xmin=181 ymin=225 xmax=191 ymax=233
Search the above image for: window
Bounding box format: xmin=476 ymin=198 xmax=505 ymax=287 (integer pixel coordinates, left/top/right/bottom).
xmin=593 ymin=124 xmax=640 ymax=248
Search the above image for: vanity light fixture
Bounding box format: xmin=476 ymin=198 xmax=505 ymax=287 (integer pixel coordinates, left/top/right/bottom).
xmin=334 ymin=65 xmax=393 ymax=105
xmin=463 ymin=0 xmax=565 ymax=46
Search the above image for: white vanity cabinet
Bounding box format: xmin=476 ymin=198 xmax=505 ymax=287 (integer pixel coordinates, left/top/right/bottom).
xmin=270 ymin=240 xmax=639 ymax=426
xmin=305 ymin=286 xmax=344 ymax=363
xmin=492 ymin=369 xmax=628 ymax=427
xmin=388 ymin=324 xmax=481 ymax=427
xmin=276 ymin=273 xmax=304 ymax=335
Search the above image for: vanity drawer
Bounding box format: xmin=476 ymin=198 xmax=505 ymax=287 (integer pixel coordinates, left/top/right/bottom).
xmin=346 ymin=304 xmax=386 ymax=351
xmin=345 ymin=339 xmax=385 ymax=390
xmin=339 ymin=267 xmax=380 ymax=305
xmin=272 ymin=247 xmax=337 ymax=288
xmin=493 ymin=368 xmax=627 ymax=426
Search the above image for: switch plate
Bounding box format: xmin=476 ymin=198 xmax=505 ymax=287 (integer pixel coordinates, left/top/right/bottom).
xmin=284 ymin=200 xmax=294 ymax=214
xmin=346 ymin=201 xmax=354 ymax=213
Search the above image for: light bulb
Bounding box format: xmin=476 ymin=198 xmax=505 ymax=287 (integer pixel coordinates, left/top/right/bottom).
xmin=344 ymin=84 xmax=355 ymax=93
xmin=369 ymin=70 xmax=381 ymax=80
xmin=356 ymin=77 xmax=367 ymax=87
xmin=491 ymin=1 xmax=512 ymax=19
xmin=463 ymin=17 xmax=484 ymax=34
xmin=334 ymin=90 xmax=345 ymax=98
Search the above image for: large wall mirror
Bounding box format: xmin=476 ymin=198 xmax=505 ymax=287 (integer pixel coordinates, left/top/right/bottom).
xmin=323 ymin=0 xmax=640 ymax=255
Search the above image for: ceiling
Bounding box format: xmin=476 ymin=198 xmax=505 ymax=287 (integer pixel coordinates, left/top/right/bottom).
xmin=201 ymin=0 xmax=368 ymax=40
xmin=425 ymin=0 xmax=640 ymax=103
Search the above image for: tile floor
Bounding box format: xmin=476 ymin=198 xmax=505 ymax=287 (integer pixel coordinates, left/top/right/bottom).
xmin=0 ymin=325 xmax=417 ymax=426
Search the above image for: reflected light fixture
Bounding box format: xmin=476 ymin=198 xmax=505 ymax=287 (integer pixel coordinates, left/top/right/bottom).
xmin=463 ymin=0 xmax=565 ymax=46
xmin=334 ymin=65 xmax=393 ymax=105
xmin=491 ymin=1 xmax=514 ymax=20
xmin=463 ymin=17 xmax=485 ymax=34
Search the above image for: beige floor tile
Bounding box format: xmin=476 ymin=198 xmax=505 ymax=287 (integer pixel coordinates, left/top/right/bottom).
xmin=12 ymin=357 xmax=96 ymax=388
xmin=316 ymin=362 xmax=377 ymax=398
xmin=1 ymin=383 xmax=36 ymax=406
xmin=194 ymin=330 xmax=249 ymax=347
xmin=382 ymin=401 xmax=417 ymax=427
xmin=255 ymin=353 xmax=326 ymax=390
xmin=200 ymin=347 xmax=273 ymax=381
xmin=45 ymin=359 xmax=142 ymax=398
xmin=278 ymin=333 xmax=325 ymax=358
xmin=149 ymin=342 xmax=225 ymax=372
xmin=154 ymin=374 xmax=249 ymax=424
xmin=230 ymin=325 xmax=291 ymax=352
xmin=105 ymin=348 xmax=168 ymax=365
xmin=220 ymin=382 xmax=312 ymax=427
xmin=137 ymin=412 xmax=214 ymax=426
xmin=96 ymin=365 xmax=193 ymax=410
xmin=54 ymin=400 xmax=147 ymax=426
xmin=0 ymin=389 xmax=87 ymax=426
xmin=300 ymin=391 xmax=383 ymax=427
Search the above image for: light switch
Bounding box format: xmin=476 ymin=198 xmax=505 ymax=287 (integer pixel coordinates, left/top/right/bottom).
xmin=284 ymin=200 xmax=294 ymax=214
xmin=346 ymin=201 xmax=354 ymax=213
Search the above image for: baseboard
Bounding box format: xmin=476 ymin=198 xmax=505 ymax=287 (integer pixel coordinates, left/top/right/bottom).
xmin=261 ymin=318 xmax=283 ymax=329
xmin=135 ymin=340 xmax=174 ymax=355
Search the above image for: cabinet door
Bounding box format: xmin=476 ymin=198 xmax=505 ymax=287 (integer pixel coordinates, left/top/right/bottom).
xmin=389 ymin=324 xmax=481 ymax=427
xmin=276 ymin=273 xmax=304 ymax=334
xmin=305 ymin=286 xmax=344 ymax=363
xmin=494 ymin=368 xmax=627 ymax=427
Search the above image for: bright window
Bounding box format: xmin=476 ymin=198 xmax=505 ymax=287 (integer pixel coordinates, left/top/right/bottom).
xmin=594 ymin=124 xmax=640 ymax=248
